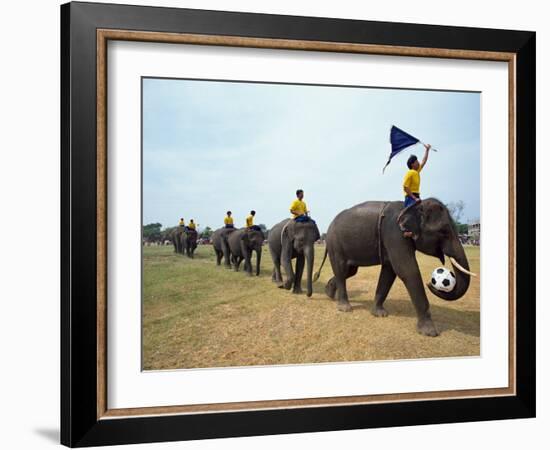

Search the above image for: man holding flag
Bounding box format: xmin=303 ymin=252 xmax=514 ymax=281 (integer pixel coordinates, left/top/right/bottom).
xmin=403 ymin=143 xmax=431 ymax=208
xmin=383 ymin=126 xmax=434 ymax=239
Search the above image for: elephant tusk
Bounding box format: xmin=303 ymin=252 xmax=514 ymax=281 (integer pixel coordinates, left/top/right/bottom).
xmin=450 ymin=257 xmax=477 ymax=277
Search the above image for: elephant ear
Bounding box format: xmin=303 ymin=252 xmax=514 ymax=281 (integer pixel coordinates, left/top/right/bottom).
xmin=281 ymin=220 xmax=295 ymax=246
xmin=420 ymin=201 xmax=447 ymax=233
xmin=240 ymin=230 xmax=249 ymax=242
xmin=397 ymin=204 xmax=422 ymax=239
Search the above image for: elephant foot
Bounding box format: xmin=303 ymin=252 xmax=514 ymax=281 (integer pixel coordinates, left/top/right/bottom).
xmin=306 ymin=290 xmax=313 ymax=298
xmin=278 ymin=280 xmax=293 ymax=290
xmin=337 ymin=301 xmax=353 ymax=312
xmin=325 ymin=281 xmax=337 ymax=300
xmin=292 ymin=286 xmax=303 ymax=295
xmin=372 ymin=306 xmax=389 ymax=317
xmin=417 ymin=318 xmax=439 ymax=337
xmin=246 ymin=271 xmax=253 ymax=277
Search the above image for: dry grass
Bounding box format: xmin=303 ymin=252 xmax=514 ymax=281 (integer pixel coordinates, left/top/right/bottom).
xmin=142 ymin=244 xmax=480 ymax=370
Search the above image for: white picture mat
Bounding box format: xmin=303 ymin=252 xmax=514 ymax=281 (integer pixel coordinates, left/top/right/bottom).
xmin=107 ymin=40 xmax=509 ymax=410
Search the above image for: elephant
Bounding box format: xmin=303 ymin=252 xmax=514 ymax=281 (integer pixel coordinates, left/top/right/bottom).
xmin=314 ymin=198 xmax=475 ymax=337
xmin=227 ymin=228 xmax=264 ymax=276
xmin=171 ymin=227 xmax=185 ymax=254
xmin=183 ymin=229 xmax=198 ymax=258
xmin=171 ymin=227 xmax=197 ymax=257
xmin=211 ymin=227 xmax=237 ymax=267
xmin=268 ymin=218 xmax=321 ymax=297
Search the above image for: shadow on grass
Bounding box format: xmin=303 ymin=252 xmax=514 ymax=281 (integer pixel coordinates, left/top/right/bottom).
xmin=311 ymin=285 xmax=480 ymax=338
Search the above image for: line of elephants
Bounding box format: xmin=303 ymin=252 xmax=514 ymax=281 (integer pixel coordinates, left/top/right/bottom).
xmin=175 ymin=198 xmax=475 ymax=337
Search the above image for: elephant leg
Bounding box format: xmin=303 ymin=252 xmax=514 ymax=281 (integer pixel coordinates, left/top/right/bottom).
xmin=242 ymin=246 xmax=252 ymax=276
xmin=234 ymin=256 xmax=243 ymax=272
xmin=292 ymin=254 xmax=305 ymax=294
xmin=325 ymin=277 xmax=337 ymax=300
xmin=245 ymin=254 xmax=253 ymax=276
xmin=270 ymin=252 xmax=283 ymax=284
xmin=222 ymin=240 xmax=231 ymax=268
xmin=334 ymin=265 xmax=358 ymax=307
xmin=372 ymin=263 xmax=396 ymax=318
xmin=280 ymin=240 xmax=294 ymax=290
xmin=390 ymin=258 xmax=438 ymax=337
xmin=335 ymin=277 xmax=352 ymax=312
xmin=215 ymin=250 xmax=222 ymax=265
xmin=331 ymin=262 xmax=353 ymax=312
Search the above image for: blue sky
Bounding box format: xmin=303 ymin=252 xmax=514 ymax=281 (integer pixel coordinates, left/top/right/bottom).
xmin=143 ymin=78 xmax=480 ymax=233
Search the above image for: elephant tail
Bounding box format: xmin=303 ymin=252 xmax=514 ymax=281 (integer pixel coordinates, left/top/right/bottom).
xmin=313 ymin=248 xmax=328 ymax=282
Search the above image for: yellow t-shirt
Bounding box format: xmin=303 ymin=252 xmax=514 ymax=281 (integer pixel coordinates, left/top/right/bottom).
xmin=187 ymin=222 xmax=196 ymax=230
xmin=403 ymin=167 xmax=422 ymax=196
xmin=178 ymin=219 xmax=185 ymax=226
xmin=224 ymin=216 xmax=234 ymax=225
xmin=290 ymin=199 xmax=308 ymax=218
xmin=246 ymin=215 xmax=254 ymax=227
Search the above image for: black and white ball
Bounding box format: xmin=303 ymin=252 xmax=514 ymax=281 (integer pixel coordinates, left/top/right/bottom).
xmin=430 ymin=267 xmax=456 ymax=293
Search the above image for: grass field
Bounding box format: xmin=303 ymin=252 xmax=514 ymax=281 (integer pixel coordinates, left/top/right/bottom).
xmin=142 ymin=244 xmax=480 ymax=370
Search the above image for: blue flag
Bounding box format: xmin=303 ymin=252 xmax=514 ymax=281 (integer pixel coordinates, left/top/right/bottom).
xmin=383 ymin=126 xmax=420 ymax=173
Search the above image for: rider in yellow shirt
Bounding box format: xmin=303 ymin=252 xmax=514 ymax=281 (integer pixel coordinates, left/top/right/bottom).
xmin=187 ymin=219 xmax=196 ymax=230
xmin=290 ymin=189 xmax=315 ymax=223
xmin=246 ymin=210 xmax=261 ymax=231
xmin=224 ymin=211 xmax=235 ymax=229
xmin=402 ymin=144 xmax=431 ymax=238
xmin=178 ymin=218 xmax=185 ymax=227
xmin=403 ymin=144 xmax=431 ymax=208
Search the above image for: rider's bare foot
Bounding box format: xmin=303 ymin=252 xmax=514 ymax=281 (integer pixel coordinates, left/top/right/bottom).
xmin=403 ymin=231 xmax=414 ymax=238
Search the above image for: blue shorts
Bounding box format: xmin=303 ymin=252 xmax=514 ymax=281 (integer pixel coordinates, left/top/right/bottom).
xmin=294 ymin=215 xmax=316 ymax=224
xmin=404 ymin=194 xmax=420 ymax=208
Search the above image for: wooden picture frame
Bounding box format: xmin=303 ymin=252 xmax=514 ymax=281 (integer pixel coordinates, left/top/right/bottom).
xmin=61 ymin=1 xmax=535 ymax=447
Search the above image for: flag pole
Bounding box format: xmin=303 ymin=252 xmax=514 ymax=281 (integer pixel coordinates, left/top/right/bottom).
xmin=419 ymin=141 xmax=438 ymax=152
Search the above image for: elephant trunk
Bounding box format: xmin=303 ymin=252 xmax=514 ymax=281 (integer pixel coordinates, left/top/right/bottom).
xmin=255 ymin=247 xmax=261 ymax=276
xmin=304 ymin=245 xmax=314 ymax=297
xmin=427 ymin=237 xmax=471 ymax=301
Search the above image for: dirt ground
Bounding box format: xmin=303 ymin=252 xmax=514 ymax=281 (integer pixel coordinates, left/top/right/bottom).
xmin=142 ymin=244 xmax=480 ymax=370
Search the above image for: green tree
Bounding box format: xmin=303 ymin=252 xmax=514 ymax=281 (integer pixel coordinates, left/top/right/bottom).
xmin=143 ymin=223 xmax=162 ymax=241
xmin=456 ymin=223 xmax=468 ymax=234
xmin=162 ymin=226 xmax=176 ymax=242
xmin=446 ymin=201 xmax=466 ymax=233
xmin=446 ymin=201 xmax=465 ymax=224
xmin=200 ymin=226 xmax=213 ymax=239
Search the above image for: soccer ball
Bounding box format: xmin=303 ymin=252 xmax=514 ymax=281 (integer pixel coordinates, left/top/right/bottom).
xmin=430 ymin=267 xmax=456 ymax=293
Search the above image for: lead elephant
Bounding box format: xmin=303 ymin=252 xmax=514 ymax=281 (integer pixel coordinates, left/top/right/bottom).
xmin=268 ymin=218 xmax=320 ymax=297
xmin=227 ymin=228 xmax=264 ymax=276
xmin=211 ymin=227 xmax=237 ymax=268
xmin=314 ymin=199 xmax=475 ymax=336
